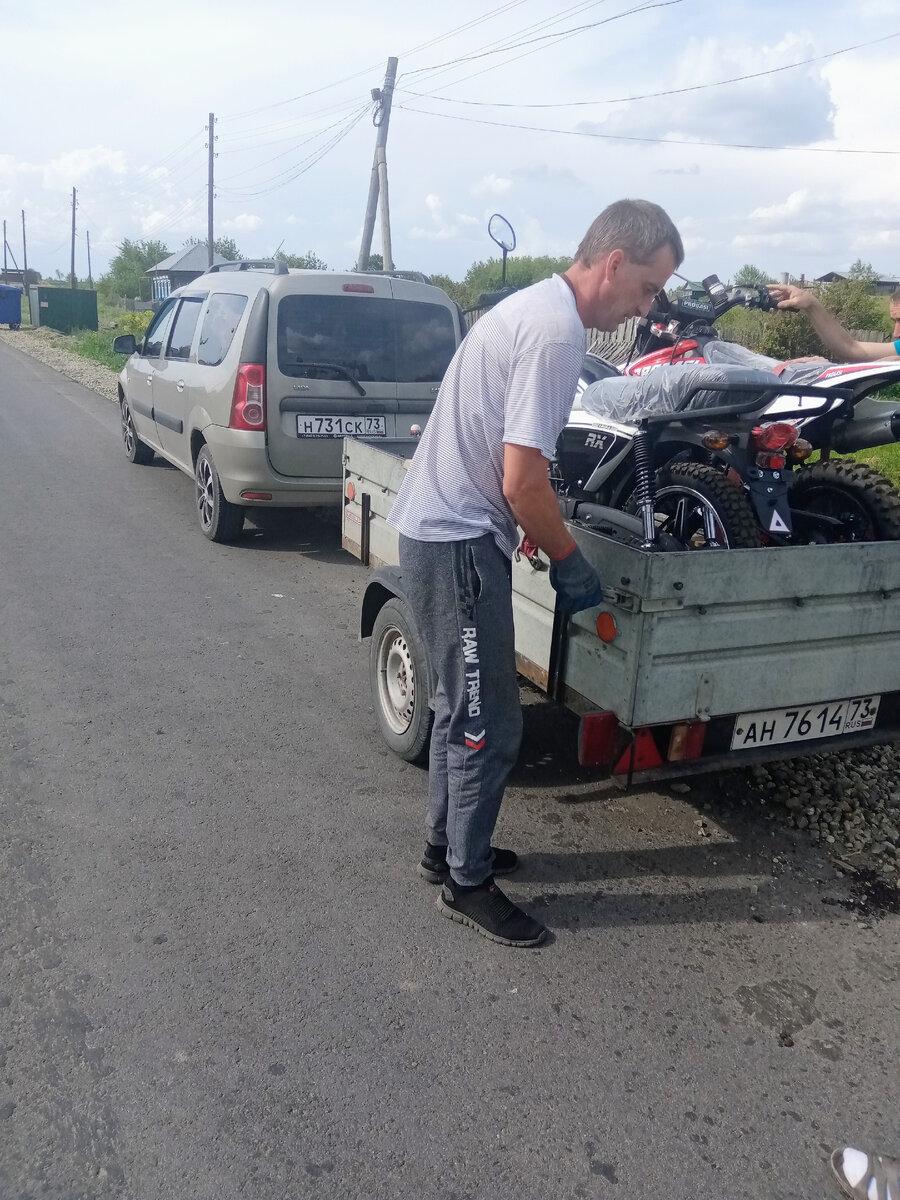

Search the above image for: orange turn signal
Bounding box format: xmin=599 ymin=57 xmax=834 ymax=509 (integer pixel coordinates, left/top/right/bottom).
xmin=596 ymin=611 xmax=618 ymax=643
xmin=701 ymin=430 xmax=730 ymax=451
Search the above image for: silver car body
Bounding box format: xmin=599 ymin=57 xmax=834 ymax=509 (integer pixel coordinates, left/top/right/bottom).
xmin=118 ymin=266 xmax=462 ymax=514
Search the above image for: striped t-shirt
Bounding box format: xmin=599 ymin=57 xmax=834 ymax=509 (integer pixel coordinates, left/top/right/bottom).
xmin=389 ymin=274 xmax=585 ymax=558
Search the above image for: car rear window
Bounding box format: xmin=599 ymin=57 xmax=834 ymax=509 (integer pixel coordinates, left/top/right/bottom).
xmin=276 ymin=295 xmax=457 ymax=384
xmin=198 ymin=293 xmax=248 ymax=367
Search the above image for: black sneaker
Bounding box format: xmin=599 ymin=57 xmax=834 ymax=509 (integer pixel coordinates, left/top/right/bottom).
xmin=418 ymin=843 xmax=519 ymax=884
xmin=437 ymin=879 xmax=547 ymax=947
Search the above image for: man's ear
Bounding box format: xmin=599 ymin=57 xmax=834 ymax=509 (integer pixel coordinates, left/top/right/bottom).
xmin=605 ymin=248 xmax=625 ymax=280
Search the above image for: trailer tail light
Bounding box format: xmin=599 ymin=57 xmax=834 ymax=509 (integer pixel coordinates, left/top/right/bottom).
xmin=666 ymin=721 xmax=707 ymax=762
xmin=578 ymin=711 xmax=622 ymax=767
xmin=788 ymin=438 xmax=813 ymax=461
xmin=613 ymin=728 xmax=663 ymax=774
xmin=748 ymin=422 xmax=798 ymax=453
xmin=230 ymin=364 xmax=266 ymax=430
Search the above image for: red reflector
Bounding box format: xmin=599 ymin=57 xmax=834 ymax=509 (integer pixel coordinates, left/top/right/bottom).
xmin=343 ymin=283 xmax=375 ymax=293
xmin=240 ymin=491 xmax=272 ymax=501
xmin=578 ymin=711 xmax=622 ymax=767
xmin=613 ymin=728 xmax=663 ymax=775
xmin=229 ymin=363 xmax=266 ymax=431
xmin=755 ymin=453 xmax=785 ymax=470
xmin=749 ymin=422 xmax=798 ymax=453
xmin=346 ymin=480 xmax=356 ymax=502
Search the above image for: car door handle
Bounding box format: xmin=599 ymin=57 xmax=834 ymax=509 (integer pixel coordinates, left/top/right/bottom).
xmin=176 ymin=381 xmax=185 ymax=392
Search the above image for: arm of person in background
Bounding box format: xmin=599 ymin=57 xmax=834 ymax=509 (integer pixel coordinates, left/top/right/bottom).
xmin=502 ymin=443 xmax=605 ymax=614
xmin=768 ymin=284 xmax=900 ymax=362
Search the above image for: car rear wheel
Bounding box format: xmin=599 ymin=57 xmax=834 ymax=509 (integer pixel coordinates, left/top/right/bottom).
xmin=121 ymin=397 xmax=154 ymax=465
xmin=369 ymin=597 xmax=433 ymax=764
xmin=195 ymin=444 xmax=244 ymax=543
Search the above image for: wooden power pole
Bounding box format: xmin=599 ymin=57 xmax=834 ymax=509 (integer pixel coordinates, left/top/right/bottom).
xmin=357 ymin=58 xmax=397 ymax=273
xmin=207 ymin=112 xmax=216 ymax=267
xmin=70 ymin=187 xmax=77 ymax=288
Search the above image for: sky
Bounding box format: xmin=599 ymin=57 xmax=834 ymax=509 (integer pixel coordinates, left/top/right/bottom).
xmin=1 ymin=0 xmax=898 ymax=288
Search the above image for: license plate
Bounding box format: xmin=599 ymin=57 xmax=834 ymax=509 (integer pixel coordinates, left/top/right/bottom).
xmin=296 ymin=415 xmax=386 ymax=438
xmin=731 ymin=695 xmax=881 ymax=751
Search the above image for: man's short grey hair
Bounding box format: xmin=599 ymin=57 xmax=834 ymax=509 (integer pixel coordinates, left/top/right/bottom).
xmin=575 ymin=199 xmax=684 ymax=269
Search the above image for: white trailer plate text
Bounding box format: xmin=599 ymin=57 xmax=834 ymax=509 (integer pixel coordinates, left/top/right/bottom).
xmin=731 ymin=695 xmax=880 ymax=751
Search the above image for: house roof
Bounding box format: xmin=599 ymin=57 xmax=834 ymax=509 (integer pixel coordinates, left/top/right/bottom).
xmin=816 ymin=268 xmax=899 ymax=284
xmin=147 ymin=245 xmax=230 ymax=275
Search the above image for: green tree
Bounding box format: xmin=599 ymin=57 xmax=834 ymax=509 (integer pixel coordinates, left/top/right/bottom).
xmin=453 ymin=254 xmax=571 ymax=308
xmin=184 ymin=235 xmax=242 ymax=261
xmin=277 ymin=250 xmax=328 ymax=269
xmin=361 ymin=252 xmax=382 ymax=271
xmin=733 ymin=264 xmax=771 ymax=288
xmin=847 ymin=258 xmax=878 ymax=285
xmin=99 ymin=238 xmax=170 ymax=301
xmin=429 ymin=273 xmax=469 ymax=307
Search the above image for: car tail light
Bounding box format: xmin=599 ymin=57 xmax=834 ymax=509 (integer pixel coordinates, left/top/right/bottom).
xmin=230 ymin=364 xmax=266 ymax=431
xmin=343 ymin=283 xmax=374 ymax=293
xmin=748 ymin=422 xmax=798 ymax=453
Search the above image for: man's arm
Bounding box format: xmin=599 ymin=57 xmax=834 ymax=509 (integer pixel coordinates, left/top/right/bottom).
xmin=768 ymin=284 xmax=899 ymax=362
xmin=502 ymin=443 xmax=575 ymax=560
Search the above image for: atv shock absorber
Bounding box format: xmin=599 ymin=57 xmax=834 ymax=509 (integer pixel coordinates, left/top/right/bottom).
xmin=632 ymin=424 xmax=657 ymax=548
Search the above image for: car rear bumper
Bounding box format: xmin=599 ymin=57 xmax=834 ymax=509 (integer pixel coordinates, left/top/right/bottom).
xmin=201 ymin=425 xmax=342 ymax=507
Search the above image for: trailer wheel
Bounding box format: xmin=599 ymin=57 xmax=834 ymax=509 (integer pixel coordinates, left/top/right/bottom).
xmin=370 ymin=598 xmax=433 ymax=764
xmin=790 ymin=460 xmax=900 ymax=542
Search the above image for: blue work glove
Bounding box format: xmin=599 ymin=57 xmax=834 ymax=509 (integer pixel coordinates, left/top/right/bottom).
xmin=549 ymin=544 xmax=605 ymax=615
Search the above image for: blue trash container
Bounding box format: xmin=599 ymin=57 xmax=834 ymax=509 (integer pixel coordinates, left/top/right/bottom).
xmin=0 ymin=284 xmax=23 ymax=329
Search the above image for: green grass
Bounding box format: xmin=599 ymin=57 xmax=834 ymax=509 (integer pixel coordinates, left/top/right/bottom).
xmin=847 ymin=443 xmax=900 ymax=488
xmin=70 ymin=327 xmax=129 ymax=371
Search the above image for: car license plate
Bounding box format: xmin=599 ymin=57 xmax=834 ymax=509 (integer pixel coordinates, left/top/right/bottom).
xmin=296 ymin=415 xmax=386 ymax=438
xmin=731 ymin=695 xmax=881 ymax=751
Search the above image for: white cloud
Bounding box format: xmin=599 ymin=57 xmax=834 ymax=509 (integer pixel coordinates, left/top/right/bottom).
xmin=42 ymin=146 xmax=126 ymax=191
xmin=470 ymin=173 xmax=512 ymax=198
xmin=221 ymin=213 xmax=263 ymax=232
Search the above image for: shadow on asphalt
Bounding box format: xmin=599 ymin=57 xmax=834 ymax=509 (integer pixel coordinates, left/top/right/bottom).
xmin=238 ymin=509 xmax=354 ymax=563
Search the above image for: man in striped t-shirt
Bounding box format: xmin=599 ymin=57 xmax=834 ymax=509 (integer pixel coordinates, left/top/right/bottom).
xmin=390 ymin=199 xmax=683 ymax=947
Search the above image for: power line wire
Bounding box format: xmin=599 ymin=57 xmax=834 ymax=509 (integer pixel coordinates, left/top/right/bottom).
xmin=397 ymin=30 xmax=900 ymax=108
xmin=394 ymin=101 xmax=899 ymax=154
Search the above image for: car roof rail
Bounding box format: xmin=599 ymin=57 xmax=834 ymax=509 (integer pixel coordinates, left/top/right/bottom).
xmin=207 ymin=259 xmax=280 ymax=273
xmin=360 ymin=268 xmax=432 ymax=284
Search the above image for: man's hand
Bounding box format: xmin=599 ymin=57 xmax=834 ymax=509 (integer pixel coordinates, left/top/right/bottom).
xmin=549 ymin=544 xmax=605 ymax=614
xmin=768 ymin=284 xmax=814 ymax=312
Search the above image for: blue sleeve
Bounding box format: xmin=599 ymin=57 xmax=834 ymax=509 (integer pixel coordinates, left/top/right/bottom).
xmin=894 ymin=338 xmax=900 ymax=354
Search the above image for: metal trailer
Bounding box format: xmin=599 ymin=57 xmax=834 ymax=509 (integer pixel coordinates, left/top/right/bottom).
xmin=342 ymin=437 xmax=900 ymax=784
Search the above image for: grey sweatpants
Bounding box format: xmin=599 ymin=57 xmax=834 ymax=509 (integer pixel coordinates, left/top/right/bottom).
xmin=398 ymin=533 xmax=523 ymax=887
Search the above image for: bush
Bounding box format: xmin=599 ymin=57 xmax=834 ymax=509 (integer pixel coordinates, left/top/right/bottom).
xmin=120 ymin=310 xmax=154 ymax=336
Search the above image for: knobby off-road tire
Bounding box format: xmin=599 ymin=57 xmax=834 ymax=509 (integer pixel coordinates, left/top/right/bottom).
xmin=789 ymin=460 xmax=900 ymax=542
xmin=369 ymin=597 xmax=433 ymax=765
xmin=653 ymin=461 xmax=762 ymax=549
xmin=121 ymin=397 xmax=155 ymax=465
xmin=195 ymin=444 xmax=245 ymax=543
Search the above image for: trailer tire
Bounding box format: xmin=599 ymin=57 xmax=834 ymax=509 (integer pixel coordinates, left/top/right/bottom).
xmin=370 ymin=597 xmax=433 ymax=764
xmin=790 ymin=460 xmax=900 ymax=541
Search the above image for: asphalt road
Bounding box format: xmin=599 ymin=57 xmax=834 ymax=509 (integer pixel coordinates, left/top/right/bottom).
xmin=1 ymin=340 xmax=897 ymax=1200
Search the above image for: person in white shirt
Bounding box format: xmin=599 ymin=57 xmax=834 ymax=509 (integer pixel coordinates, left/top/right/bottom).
xmin=390 ymin=199 xmax=683 ymax=947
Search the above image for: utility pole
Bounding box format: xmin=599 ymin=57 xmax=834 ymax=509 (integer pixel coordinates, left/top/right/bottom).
xmin=2 ymin=220 xmax=7 ymax=284
xmin=86 ymin=231 xmax=93 ymax=289
xmin=70 ymin=186 xmax=77 ymax=288
xmin=22 ymin=209 xmax=30 ymax=324
xmin=207 ymin=112 xmax=216 ymax=267
xmin=357 ymin=57 xmax=397 ymax=273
